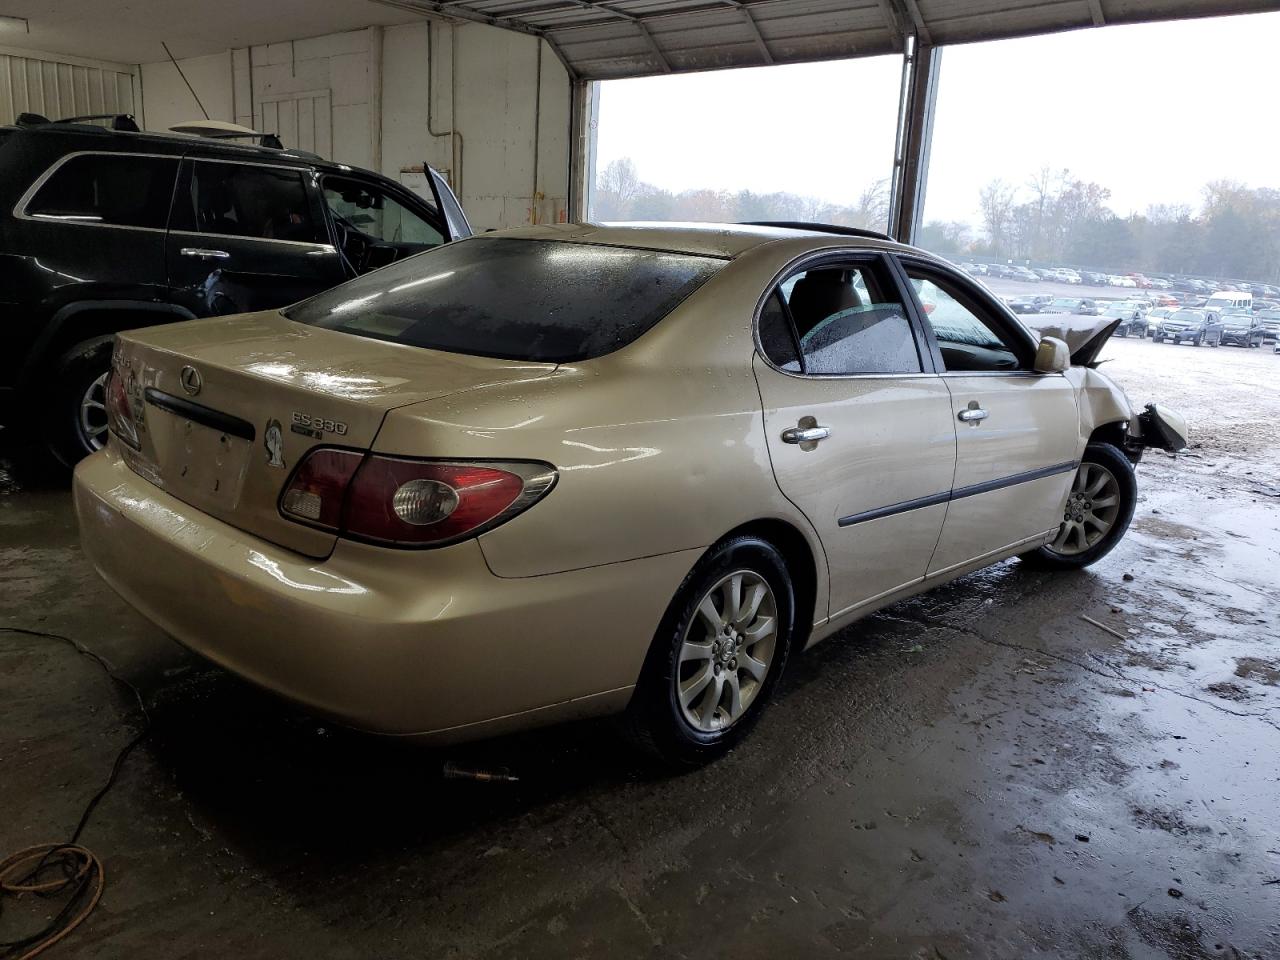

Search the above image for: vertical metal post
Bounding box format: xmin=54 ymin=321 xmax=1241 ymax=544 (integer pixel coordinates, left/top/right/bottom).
xmin=568 ymin=79 xmax=597 ymax=222
xmin=888 ymin=40 xmax=941 ymax=245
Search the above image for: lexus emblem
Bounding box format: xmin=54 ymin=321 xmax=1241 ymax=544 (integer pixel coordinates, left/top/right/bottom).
xmin=179 ymin=365 xmax=202 ymax=396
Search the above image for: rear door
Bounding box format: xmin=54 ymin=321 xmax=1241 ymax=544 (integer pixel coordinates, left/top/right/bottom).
xmin=899 ymin=259 xmax=1079 ymax=576
xmin=166 ymin=157 xmax=345 ymax=317
xmin=753 ymin=253 xmax=957 ymax=621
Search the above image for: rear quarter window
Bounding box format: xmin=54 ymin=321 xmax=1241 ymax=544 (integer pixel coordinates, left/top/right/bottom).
xmin=24 ymin=153 xmax=179 ymax=229
xmin=285 ymin=237 xmax=725 ymax=363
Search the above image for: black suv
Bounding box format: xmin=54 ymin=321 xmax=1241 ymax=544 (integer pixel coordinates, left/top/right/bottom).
xmin=0 ymin=116 xmax=471 ymax=464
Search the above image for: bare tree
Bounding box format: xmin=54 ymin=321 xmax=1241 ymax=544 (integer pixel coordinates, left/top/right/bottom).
xmin=595 ymin=157 xmax=643 ymax=218
xmin=979 ymin=179 xmax=1018 ymax=258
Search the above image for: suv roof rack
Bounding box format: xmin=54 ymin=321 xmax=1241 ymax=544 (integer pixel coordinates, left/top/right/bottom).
xmin=742 ymin=221 xmax=895 ymax=243
xmin=62 ymin=113 xmax=141 ymax=131
xmin=15 ymin=112 xmax=141 ymax=131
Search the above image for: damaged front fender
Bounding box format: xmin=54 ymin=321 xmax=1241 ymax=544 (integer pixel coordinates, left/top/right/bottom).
xmin=1067 ymin=366 xmax=1189 ymax=462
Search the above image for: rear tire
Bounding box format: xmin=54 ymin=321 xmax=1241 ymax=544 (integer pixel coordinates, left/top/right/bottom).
xmin=1021 ymin=443 xmax=1136 ymax=571
xmin=45 ymin=337 xmax=116 ymax=469
xmin=624 ymin=535 xmax=795 ymax=767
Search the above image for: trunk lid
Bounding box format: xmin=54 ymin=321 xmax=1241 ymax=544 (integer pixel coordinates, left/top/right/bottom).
xmin=112 ymin=310 xmax=557 ymax=557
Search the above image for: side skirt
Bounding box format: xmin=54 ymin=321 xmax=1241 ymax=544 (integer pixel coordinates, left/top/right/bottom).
xmin=803 ymin=528 xmax=1056 ymax=650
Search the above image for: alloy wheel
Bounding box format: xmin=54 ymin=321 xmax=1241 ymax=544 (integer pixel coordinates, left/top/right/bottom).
xmin=78 ymin=372 xmax=110 ymax=452
xmin=1047 ymin=461 xmax=1121 ymax=556
xmin=676 ymin=570 xmax=778 ymax=733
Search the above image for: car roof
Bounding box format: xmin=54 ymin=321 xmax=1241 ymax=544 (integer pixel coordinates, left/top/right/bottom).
xmin=488 ymin=221 xmax=913 ymax=259
xmin=1 ymin=121 xmax=366 ymax=176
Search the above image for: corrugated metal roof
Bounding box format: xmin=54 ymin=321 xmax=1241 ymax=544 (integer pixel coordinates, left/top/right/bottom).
xmin=378 ymin=0 xmax=1280 ymax=79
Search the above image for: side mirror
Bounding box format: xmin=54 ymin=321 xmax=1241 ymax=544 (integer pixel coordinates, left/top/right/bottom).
xmin=1034 ymin=336 xmax=1070 ymax=373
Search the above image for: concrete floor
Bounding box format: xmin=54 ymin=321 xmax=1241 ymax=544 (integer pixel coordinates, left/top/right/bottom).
xmin=2 ymin=337 xmax=1278 ymax=959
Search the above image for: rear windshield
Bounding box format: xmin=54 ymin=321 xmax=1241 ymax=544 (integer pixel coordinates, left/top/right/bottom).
xmin=285 ymin=237 xmax=725 ymax=363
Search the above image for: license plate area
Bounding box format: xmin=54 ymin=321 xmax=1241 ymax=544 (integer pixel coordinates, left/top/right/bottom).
xmin=146 ymin=409 xmax=253 ymax=512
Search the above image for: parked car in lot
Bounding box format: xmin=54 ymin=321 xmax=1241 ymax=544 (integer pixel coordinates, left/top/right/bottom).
xmin=1154 ymin=308 xmax=1222 ymax=345
xmin=1256 ymin=308 xmax=1280 ymax=342
xmin=1081 ymin=271 xmax=1108 ymax=286
xmin=0 ymin=114 xmax=472 ymax=465
xmin=1110 ymin=275 xmax=1137 ymax=288
xmin=71 ymin=222 xmax=1188 ymax=763
xmin=1100 ymin=300 xmax=1147 ymax=337
xmin=1146 ymin=307 xmax=1177 ymax=336
xmin=1046 ymin=297 xmax=1099 ymax=315
xmin=961 ymin=262 xmax=985 ymax=277
xmin=1004 ymin=295 xmax=1042 ymax=313
xmin=1008 ymin=266 xmax=1040 ymax=282
xmin=1216 ymin=309 xmax=1266 ymax=347
xmin=1206 ymin=291 xmax=1252 ymax=316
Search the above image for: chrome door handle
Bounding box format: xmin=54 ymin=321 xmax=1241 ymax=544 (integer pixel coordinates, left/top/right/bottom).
xmin=957 ymin=405 xmax=989 ymax=423
xmin=180 ymin=247 xmax=230 ymax=260
xmin=781 ymin=425 xmax=831 ymax=444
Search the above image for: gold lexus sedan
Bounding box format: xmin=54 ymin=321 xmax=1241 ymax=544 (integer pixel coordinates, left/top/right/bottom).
xmin=74 ymin=223 xmax=1187 ymax=764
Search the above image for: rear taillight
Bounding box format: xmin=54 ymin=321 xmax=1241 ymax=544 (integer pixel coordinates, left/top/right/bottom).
xmin=279 ymin=449 xmax=364 ymax=529
xmin=280 ymin=451 xmax=556 ymax=548
xmin=105 ymin=367 xmax=140 ymax=450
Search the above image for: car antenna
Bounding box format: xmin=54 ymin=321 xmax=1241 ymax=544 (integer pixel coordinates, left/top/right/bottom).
xmin=161 ymin=40 xmax=210 ymax=120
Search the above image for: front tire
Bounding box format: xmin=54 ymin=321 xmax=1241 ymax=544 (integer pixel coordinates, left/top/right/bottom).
xmin=45 ymin=337 xmax=116 ymax=468
xmin=1022 ymin=443 xmax=1136 ymax=570
xmin=625 ymin=535 xmax=795 ymax=767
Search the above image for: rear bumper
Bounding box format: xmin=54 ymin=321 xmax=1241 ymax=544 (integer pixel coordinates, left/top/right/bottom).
xmin=74 ymin=448 xmax=698 ymax=740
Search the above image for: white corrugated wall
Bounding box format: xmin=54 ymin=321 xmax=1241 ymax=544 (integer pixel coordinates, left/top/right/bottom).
xmin=0 ymin=51 xmax=136 ymax=125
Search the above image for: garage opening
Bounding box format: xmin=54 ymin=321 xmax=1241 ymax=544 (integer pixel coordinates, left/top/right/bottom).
xmin=590 ymin=55 xmax=901 ymax=231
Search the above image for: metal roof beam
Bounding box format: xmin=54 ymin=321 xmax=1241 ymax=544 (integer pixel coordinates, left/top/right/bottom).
xmin=900 ymin=0 xmax=931 ymax=46
xmin=721 ymin=0 xmax=775 ymax=65
xmin=434 ymin=0 xmax=674 ymax=72
xmin=874 ymin=0 xmax=906 ymax=45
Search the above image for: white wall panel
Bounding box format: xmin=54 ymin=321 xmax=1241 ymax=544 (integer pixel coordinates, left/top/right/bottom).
xmin=138 ymin=52 xmax=233 ymax=133
xmin=0 ymin=50 xmax=135 ymax=126
xmin=136 ymin=20 xmax=571 ymax=231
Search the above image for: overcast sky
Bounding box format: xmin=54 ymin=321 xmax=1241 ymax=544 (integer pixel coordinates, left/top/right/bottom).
xmin=594 ymin=11 xmax=1280 ymax=225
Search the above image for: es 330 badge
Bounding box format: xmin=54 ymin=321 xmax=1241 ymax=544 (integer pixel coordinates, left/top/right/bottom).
xmin=290 ymin=411 xmax=349 ymax=439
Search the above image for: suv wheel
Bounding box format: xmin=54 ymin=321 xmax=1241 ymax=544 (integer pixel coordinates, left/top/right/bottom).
xmin=47 ymin=337 xmax=115 ymax=468
xmin=1021 ymin=443 xmax=1136 ymax=570
xmin=625 ymin=535 xmax=795 ymax=767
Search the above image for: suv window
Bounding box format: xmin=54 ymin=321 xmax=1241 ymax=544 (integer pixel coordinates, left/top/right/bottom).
xmin=285 ymin=237 xmax=723 ymax=363
xmin=907 ymin=270 xmax=1024 ymax=371
xmin=179 ymin=161 xmax=324 ymax=244
xmin=760 ymin=262 xmax=922 ymax=375
xmin=25 ymin=153 xmax=178 ymax=229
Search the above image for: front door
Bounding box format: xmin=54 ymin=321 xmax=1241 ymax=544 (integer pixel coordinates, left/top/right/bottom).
xmin=900 ymin=262 xmax=1080 ymax=576
xmin=166 ymin=158 xmax=344 ymax=318
xmin=319 ymin=173 xmax=458 ymax=276
xmin=753 ymin=254 xmax=957 ymax=621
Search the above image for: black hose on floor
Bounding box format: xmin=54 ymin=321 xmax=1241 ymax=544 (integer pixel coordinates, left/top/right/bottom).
xmin=0 ymin=627 xmax=152 ymax=960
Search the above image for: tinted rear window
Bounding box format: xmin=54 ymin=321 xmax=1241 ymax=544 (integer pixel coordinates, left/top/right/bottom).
xmin=26 ymin=153 xmax=178 ymax=229
xmin=285 ymin=237 xmax=724 ymax=363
